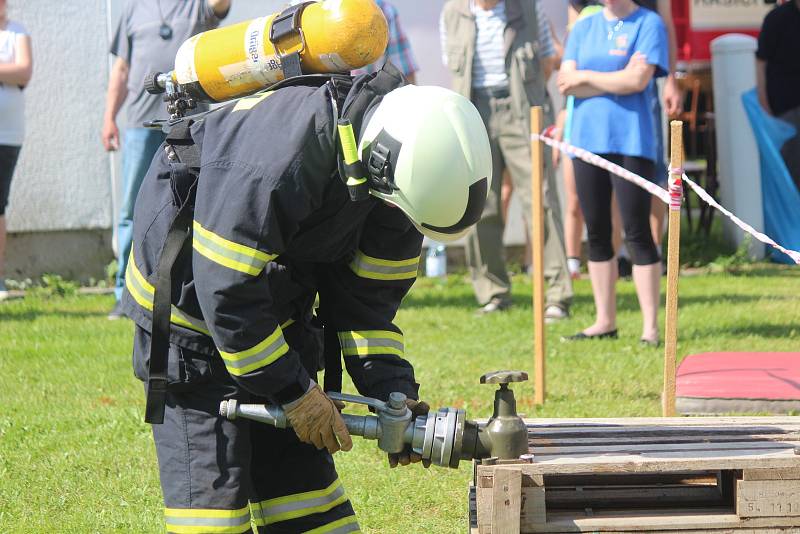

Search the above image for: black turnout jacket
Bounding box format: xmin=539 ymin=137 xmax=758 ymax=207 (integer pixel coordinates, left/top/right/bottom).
xmin=122 ymin=68 xmax=423 ymax=406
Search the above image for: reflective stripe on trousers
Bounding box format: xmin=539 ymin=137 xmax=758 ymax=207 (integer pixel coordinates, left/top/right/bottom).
xmin=304 ymin=514 xmax=361 ymax=534
xmin=164 ymin=505 xmax=252 ymax=533
xmin=250 ymin=478 xmax=351 ymax=527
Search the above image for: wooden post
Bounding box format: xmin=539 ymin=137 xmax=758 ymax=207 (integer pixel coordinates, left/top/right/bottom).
xmin=530 ymin=107 xmax=546 ymax=406
xmin=663 ymin=121 xmax=684 ymax=417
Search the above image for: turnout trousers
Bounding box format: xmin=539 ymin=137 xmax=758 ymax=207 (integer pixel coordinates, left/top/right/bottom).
xmin=136 ymin=328 xmax=359 ymax=534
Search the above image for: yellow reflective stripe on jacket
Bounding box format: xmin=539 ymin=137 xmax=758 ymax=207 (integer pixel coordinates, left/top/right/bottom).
xmin=164 ymin=505 xmax=251 ymax=533
xmin=337 ymin=330 xmax=404 ymax=358
xmin=304 ymin=514 xmax=360 ymax=534
xmin=232 ymin=90 xmax=274 ymax=112
xmin=348 ymin=250 xmax=419 ymax=281
xmin=193 ymin=221 xmax=276 ymax=276
xmin=218 ymin=326 xmax=289 ymax=376
xmin=251 ymin=478 xmax=348 ymax=526
xmin=125 ymin=253 xmax=210 ymax=335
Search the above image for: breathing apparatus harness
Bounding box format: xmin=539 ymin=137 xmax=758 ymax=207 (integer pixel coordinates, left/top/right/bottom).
xmin=142 ymin=54 xmax=406 ymax=424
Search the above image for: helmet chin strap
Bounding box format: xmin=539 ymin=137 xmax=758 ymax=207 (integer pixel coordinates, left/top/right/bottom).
xmin=365 ymin=129 xmax=403 ymax=195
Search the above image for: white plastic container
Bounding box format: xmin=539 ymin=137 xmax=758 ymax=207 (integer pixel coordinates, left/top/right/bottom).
xmin=711 ymin=34 xmax=764 ymax=258
xmin=425 ymin=243 xmax=447 ymax=278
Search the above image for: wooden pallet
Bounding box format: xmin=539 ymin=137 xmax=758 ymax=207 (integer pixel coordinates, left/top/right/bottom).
xmin=470 ymin=417 xmax=800 ymax=533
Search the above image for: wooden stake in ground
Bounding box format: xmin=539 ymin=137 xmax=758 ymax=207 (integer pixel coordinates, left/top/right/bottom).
xmin=530 ymin=107 xmax=546 ymax=406
xmin=663 ymin=121 xmax=684 ymax=417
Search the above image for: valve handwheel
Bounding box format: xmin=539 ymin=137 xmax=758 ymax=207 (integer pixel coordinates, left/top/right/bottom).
xmin=145 ymin=72 xmax=165 ymax=95
xmin=480 ymin=370 xmax=528 ymax=385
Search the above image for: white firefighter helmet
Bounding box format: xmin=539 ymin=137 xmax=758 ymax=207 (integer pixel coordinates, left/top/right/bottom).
xmin=359 ymin=85 xmax=492 ymax=242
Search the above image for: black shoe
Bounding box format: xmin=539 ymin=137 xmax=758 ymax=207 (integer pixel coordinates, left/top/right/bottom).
xmin=561 ymin=329 xmax=618 ymax=342
xmin=107 ymin=301 xmax=126 ymax=320
xmin=475 ymin=297 xmax=512 ymax=316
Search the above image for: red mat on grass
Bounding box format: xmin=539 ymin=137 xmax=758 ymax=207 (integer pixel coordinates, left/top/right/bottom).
xmin=676 ymin=352 xmax=800 ymax=414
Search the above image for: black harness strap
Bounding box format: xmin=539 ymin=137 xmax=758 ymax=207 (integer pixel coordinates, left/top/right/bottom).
xmin=144 ymin=121 xmax=201 ymax=424
xmin=322 ymin=75 xmax=355 ymax=394
xmin=322 ymin=324 xmax=343 ymax=393
xmin=340 ymin=63 xmax=405 ymax=125
xmin=144 ymin=185 xmax=196 ymax=424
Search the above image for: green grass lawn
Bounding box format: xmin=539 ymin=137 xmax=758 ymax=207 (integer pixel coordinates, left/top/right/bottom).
xmin=1 ymin=265 xmax=798 ymax=533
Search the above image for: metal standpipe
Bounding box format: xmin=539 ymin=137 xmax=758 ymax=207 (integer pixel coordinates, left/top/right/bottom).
xmin=219 ymin=370 xmax=530 ymax=469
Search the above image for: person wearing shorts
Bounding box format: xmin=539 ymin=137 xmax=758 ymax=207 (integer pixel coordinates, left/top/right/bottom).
xmin=0 ymin=1 xmax=32 ymax=299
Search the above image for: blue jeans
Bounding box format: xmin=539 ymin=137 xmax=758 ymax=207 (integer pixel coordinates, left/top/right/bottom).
xmin=115 ymin=128 xmax=167 ymax=300
xmin=651 ymin=85 xmax=667 ymax=186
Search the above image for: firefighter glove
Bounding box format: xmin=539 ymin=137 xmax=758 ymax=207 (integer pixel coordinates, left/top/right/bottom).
xmin=388 ymin=398 xmax=431 ymax=468
xmin=283 ymin=384 xmax=353 ymax=454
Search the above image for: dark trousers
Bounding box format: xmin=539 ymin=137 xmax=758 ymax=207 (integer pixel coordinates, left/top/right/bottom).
xmin=0 ymin=145 xmax=22 ymax=216
xmin=573 ymin=155 xmax=660 ymax=266
xmin=780 ymin=107 xmax=800 ymax=192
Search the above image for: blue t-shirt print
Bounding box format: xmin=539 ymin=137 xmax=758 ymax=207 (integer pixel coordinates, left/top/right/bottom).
xmin=564 ymin=8 xmax=668 ymax=162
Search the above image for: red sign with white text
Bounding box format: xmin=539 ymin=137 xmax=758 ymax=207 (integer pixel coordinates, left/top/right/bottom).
xmin=672 ymin=0 xmax=774 ymax=62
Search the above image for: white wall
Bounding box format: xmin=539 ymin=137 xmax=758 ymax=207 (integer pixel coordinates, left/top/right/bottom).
xmin=6 ymin=0 xmax=112 ymax=233
xmin=8 ymin=0 xmax=568 ymax=245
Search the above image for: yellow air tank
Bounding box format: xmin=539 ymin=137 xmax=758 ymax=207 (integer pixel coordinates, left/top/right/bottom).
xmin=169 ymin=0 xmax=389 ymax=103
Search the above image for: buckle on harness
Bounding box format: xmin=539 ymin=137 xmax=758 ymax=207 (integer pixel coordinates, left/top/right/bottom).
xmin=144 ymin=377 xmax=168 ymax=424
xmin=270 ymin=3 xmax=306 ymax=42
xmin=269 ymin=2 xmax=312 ymax=79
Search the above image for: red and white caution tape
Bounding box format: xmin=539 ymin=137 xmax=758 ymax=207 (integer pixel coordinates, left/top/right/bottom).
xmin=534 ymin=129 xmax=800 ymax=265
xmin=668 ymin=168 xmax=683 ymax=212
xmin=535 ymin=127 xmax=670 ymax=204
xmin=681 ymin=173 xmax=800 ymax=264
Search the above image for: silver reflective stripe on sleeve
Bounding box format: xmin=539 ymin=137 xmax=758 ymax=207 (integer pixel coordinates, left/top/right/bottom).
xmin=193 ymin=220 xmax=277 ymax=276
xmin=337 ymin=330 xmax=404 ymax=358
xmin=348 ymin=250 xmax=419 ymax=281
xmin=218 ymin=325 xmax=290 ymax=376
xmin=125 ymin=251 xmax=209 ymax=335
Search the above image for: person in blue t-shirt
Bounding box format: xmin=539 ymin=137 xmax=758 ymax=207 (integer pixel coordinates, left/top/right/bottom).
xmin=557 ymin=0 xmax=668 ymax=347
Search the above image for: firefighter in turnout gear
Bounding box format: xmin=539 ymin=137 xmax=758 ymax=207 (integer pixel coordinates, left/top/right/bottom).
xmin=122 ymin=61 xmax=492 ymax=534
